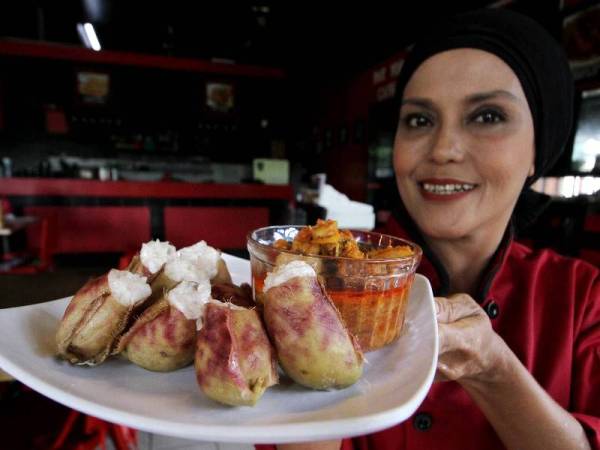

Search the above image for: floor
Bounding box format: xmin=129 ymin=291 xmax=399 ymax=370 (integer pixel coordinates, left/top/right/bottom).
xmin=0 ymin=261 xmax=255 ymax=450
xmin=0 ymin=266 xmax=106 ymax=308
xmin=0 ymin=250 xmax=121 ymax=308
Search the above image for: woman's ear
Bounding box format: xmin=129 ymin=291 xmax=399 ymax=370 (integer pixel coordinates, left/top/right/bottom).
xmin=528 ymin=162 xmax=535 ymax=177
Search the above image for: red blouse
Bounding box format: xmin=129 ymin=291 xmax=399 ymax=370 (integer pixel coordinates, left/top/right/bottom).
xmin=256 ymin=216 xmax=600 ymax=450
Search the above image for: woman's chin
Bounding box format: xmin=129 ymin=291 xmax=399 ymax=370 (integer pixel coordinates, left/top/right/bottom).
xmin=414 ymin=218 xmax=472 ymax=242
xmin=424 ymin=229 xmax=469 ymax=241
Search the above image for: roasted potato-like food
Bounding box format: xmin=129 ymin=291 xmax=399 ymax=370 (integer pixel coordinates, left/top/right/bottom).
xmin=263 ymin=260 xmax=363 ymax=389
xmin=56 ymin=270 xmax=152 ymax=365
xmin=195 ymin=302 xmax=278 ymax=406
xmin=116 ymin=280 xmax=211 ymax=372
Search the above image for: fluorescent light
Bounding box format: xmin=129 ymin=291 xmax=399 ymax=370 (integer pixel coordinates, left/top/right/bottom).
xmin=77 ymin=22 xmax=101 ymax=51
xmin=84 ymin=23 xmax=101 ymax=51
xmin=76 ymin=24 xmax=90 ymax=48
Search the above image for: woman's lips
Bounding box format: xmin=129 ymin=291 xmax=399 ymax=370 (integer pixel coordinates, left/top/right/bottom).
xmin=418 ymin=178 xmax=477 ymax=201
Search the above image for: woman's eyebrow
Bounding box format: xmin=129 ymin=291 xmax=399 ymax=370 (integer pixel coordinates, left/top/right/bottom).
xmin=400 ymin=97 xmax=434 ymax=108
xmin=401 ymin=90 xmax=520 ymax=108
xmin=465 ymin=90 xmax=520 ymax=104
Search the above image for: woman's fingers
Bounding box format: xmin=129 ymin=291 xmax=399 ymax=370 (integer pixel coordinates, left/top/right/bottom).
xmin=437 ymin=317 xmax=481 ymax=354
xmin=434 ymin=368 xmax=450 ymax=382
xmin=437 ymin=322 xmax=452 ymax=355
xmin=433 ymin=293 xmax=511 ymax=384
xmin=435 ymin=294 xmax=483 ymax=324
xmin=434 ymin=293 xmax=505 ymax=383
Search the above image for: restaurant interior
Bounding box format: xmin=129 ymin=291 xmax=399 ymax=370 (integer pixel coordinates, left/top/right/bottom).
xmin=0 ymin=0 xmax=599 ymax=449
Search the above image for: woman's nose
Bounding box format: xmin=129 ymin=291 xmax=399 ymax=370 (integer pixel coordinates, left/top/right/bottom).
xmin=428 ymin=124 xmax=465 ymax=164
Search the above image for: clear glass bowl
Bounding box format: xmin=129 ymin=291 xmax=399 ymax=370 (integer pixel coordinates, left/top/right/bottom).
xmin=247 ymin=225 xmax=422 ymax=352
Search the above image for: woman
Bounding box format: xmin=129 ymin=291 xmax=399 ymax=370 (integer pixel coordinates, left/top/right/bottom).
xmin=258 ymin=8 xmax=599 ymax=450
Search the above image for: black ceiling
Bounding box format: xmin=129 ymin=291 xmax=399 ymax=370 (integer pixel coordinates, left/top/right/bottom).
xmin=0 ymin=1 xmax=563 ymax=79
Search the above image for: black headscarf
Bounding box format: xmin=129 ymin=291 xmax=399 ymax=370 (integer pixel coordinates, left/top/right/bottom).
xmin=394 ymin=8 xmax=574 ymax=229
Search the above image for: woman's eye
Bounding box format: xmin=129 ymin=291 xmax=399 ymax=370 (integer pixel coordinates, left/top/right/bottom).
xmin=403 ymin=114 xmax=432 ymax=128
xmin=471 ymin=109 xmax=506 ymax=124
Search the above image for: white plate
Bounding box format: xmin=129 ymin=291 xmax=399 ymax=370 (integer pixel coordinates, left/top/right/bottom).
xmin=0 ymin=254 xmax=438 ymax=444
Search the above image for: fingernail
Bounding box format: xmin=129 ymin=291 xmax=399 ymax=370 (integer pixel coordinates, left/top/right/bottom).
xmin=434 ymin=301 xmax=440 ymax=316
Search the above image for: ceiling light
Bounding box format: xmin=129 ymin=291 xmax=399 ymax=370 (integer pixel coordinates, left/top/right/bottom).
xmin=77 ymin=22 xmax=101 ymax=51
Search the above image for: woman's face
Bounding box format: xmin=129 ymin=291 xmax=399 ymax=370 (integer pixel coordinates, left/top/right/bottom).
xmin=393 ymin=48 xmax=535 ymax=241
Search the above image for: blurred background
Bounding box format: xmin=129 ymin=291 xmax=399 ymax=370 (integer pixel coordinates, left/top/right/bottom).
xmin=2 ymin=0 xmax=599 ymax=296
xmin=0 ymin=0 xmax=598 ymax=291
xmin=0 ymin=1 xmax=599 ymax=448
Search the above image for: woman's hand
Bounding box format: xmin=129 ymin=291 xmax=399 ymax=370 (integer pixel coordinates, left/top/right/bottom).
xmin=434 ymin=293 xmax=591 ymax=450
xmin=435 ymin=293 xmax=509 ymax=385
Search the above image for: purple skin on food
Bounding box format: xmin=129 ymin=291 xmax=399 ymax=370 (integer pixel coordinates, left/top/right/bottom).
xmin=195 ymin=303 xmax=277 ymax=406
xmin=128 ymin=308 xmax=195 ymax=352
xmin=263 ymin=276 xmax=363 ymax=390
xmin=196 ymin=304 xmax=245 ymax=389
xmin=118 ymin=299 xmax=196 ymax=372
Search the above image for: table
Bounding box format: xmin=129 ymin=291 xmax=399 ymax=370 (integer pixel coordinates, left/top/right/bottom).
xmin=0 ymin=215 xmax=38 ymax=236
xmin=0 ymin=178 xmax=292 ymax=254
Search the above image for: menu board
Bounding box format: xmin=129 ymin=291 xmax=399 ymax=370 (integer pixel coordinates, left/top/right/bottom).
xmin=206 ymin=82 xmax=234 ymax=112
xmin=77 ymin=72 xmax=110 ymax=105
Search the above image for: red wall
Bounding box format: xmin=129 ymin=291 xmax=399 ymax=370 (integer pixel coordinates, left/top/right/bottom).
xmin=319 ymin=51 xmax=407 ymax=202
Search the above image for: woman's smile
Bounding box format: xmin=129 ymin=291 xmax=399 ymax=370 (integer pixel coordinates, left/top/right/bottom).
xmin=418 ymin=178 xmax=478 ymax=200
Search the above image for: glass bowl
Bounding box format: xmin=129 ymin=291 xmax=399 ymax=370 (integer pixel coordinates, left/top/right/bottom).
xmin=247 ymin=225 xmax=422 ymax=352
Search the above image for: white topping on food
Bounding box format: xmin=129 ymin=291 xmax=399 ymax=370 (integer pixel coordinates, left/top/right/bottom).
xmin=164 ymin=256 xmax=209 ymax=284
xmin=177 ymin=241 xmax=221 ymax=280
xmin=167 ymin=280 xmax=212 ymax=320
xmin=140 ymin=240 xmax=176 ymax=274
xmin=422 ymin=183 xmax=476 ymax=194
xmin=108 ymin=269 xmax=151 ymax=307
xmin=264 ymin=260 xmax=316 ymax=292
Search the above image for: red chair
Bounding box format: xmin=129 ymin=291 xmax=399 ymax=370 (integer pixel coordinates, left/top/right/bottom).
xmin=50 ymin=410 xmax=138 ymax=450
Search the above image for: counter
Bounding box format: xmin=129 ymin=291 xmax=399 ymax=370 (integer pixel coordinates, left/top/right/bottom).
xmin=0 ymin=178 xmax=293 ymax=255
